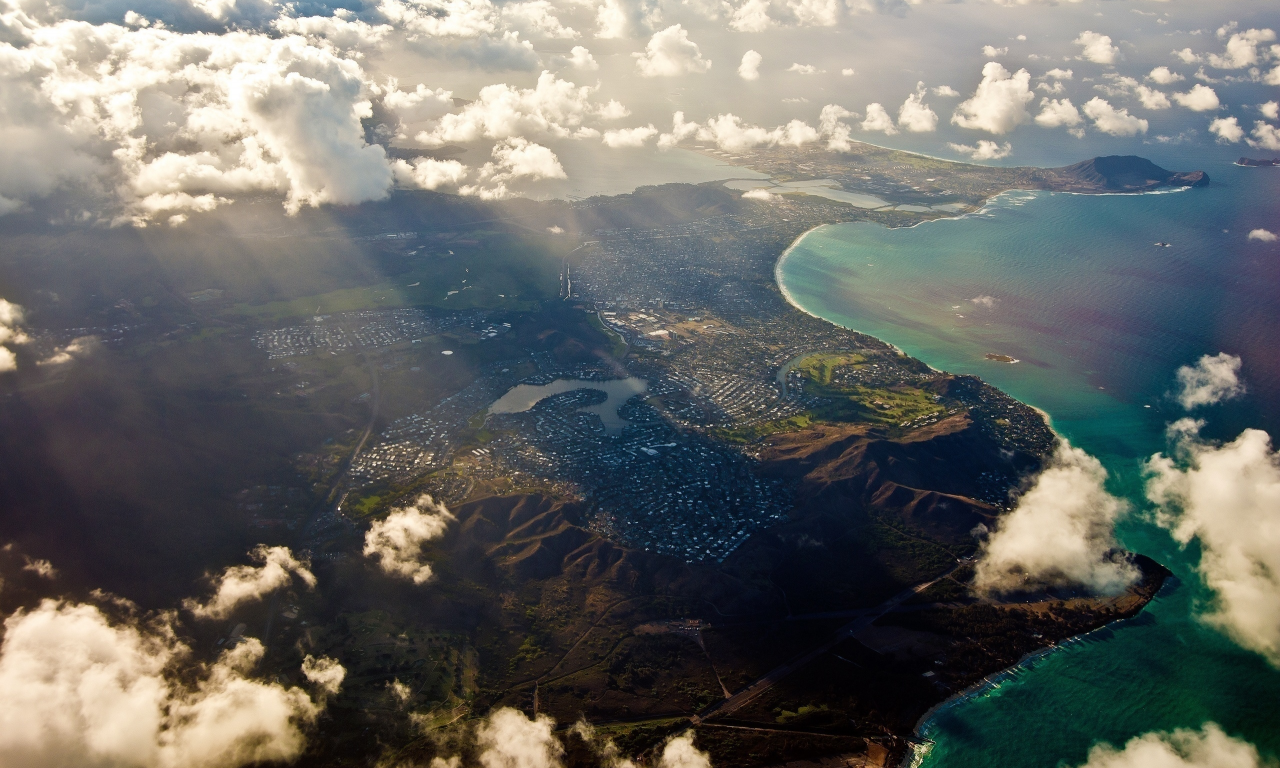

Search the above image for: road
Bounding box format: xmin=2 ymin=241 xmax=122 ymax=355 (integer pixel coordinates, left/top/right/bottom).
xmin=696 ymin=564 xmax=959 ymax=722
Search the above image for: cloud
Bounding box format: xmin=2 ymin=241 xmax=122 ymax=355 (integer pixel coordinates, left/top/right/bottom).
xmin=362 ymin=494 xmax=454 ymax=583
xmin=1174 ymin=48 xmax=1202 ymax=64
xmin=0 ymin=600 xmax=325 ymax=768
xmin=1173 ymin=84 xmax=1220 ymax=112
xmin=300 ymin=654 xmax=346 ymax=696
xmin=659 ymin=112 xmax=818 ymax=152
xmin=634 ymin=25 xmax=710 ymax=77
xmin=1210 ymin=117 xmax=1245 ymax=143
xmin=842 ymin=68 xmax=855 ymax=77
xmin=1035 ymin=98 xmax=1081 ymax=128
xmin=38 ymin=336 xmax=95 ymax=366
xmin=501 ymin=1 xmax=577 ymax=39
xmin=971 ymin=295 xmax=996 ymax=309
xmin=728 ymin=0 xmax=840 ymax=32
xmin=973 ymin=441 xmax=1139 ymax=595
xmin=1207 ymin=28 xmax=1276 ymax=69
xmin=1075 ymin=31 xmax=1118 ymax=65
xmin=658 ymin=733 xmax=711 ymax=768
xmin=738 ymin=50 xmax=762 ymax=80
xmin=951 ymin=62 xmax=1034 ymax=135
xmin=741 ymin=188 xmax=776 ymax=201
xmin=1073 ymin=724 xmax=1267 ymax=768
xmin=897 ymin=84 xmax=938 ymax=133
xmin=393 ymin=157 xmax=469 ymax=190
xmin=1174 ymin=353 xmax=1245 ymax=409
xmin=0 ymin=298 xmax=29 ymax=372
xmin=602 ymin=125 xmax=658 ymax=148
xmin=982 ymin=45 xmax=1007 ymax=57
xmin=1262 ymin=102 xmax=1280 ymax=121
xmin=22 ymin=557 xmax=57 ymax=578
xmin=567 ymin=45 xmax=597 ymax=70
xmin=861 ymin=103 xmax=897 ymax=135
xmin=1146 ymin=422 xmax=1280 ymax=665
xmin=948 ymin=140 xmax=1012 ymax=160
xmin=1082 ymin=98 xmax=1147 ymax=136
xmin=1148 ymin=66 xmax=1184 ymax=85
xmin=183 ymin=546 xmax=316 ymax=620
xmin=818 ymin=104 xmax=857 ymax=151
xmin=383 ymin=82 xmax=455 ymax=123
xmin=1249 ymin=229 xmax=1278 ymax=242
xmin=1249 ymin=122 xmax=1280 ymax=152
xmin=415 ymin=72 xmax=607 ymax=145
xmin=932 ymin=85 xmax=959 ymax=97
xmin=1134 ymin=86 xmax=1171 ymax=110
xmin=477 ymin=708 xmax=563 ymax=768
xmin=787 ymin=63 xmax=819 ymax=75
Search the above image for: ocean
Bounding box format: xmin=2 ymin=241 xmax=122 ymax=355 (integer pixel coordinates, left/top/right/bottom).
xmin=774 ymin=163 xmax=1280 ymax=767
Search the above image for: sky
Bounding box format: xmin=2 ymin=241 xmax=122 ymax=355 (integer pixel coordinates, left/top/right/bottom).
xmin=0 ymin=0 xmax=1277 ymax=223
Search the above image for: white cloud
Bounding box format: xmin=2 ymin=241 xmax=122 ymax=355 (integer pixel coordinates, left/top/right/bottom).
xmin=567 ymin=45 xmax=598 ymax=70
xmin=415 ymin=72 xmax=606 ymax=145
xmin=660 ymin=111 xmax=818 ymax=152
xmin=728 ymin=0 xmax=770 ymax=32
xmin=272 ymin=15 xmax=392 ymax=51
xmin=1249 ymin=122 xmax=1280 ymax=152
xmin=1034 ymin=98 xmax=1081 ymax=129
xmin=634 ymin=25 xmax=710 ymax=77
xmin=602 ymin=125 xmax=658 ymax=147
xmin=1044 ymin=67 xmax=1074 ymax=80
xmin=38 ymin=336 xmax=94 ymax=367
xmin=787 ymin=63 xmax=819 ymax=75
xmin=1173 ymin=84 xmax=1220 ymax=112
xmin=1249 ymin=229 xmax=1278 ymax=242
xmin=22 ymin=557 xmax=56 ymax=578
xmin=818 ymin=103 xmax=857 ymax=151
xmin=1073 ymin=724 xmax=1267 ymax=768
xmin=0 ymin=298 xmax=29 ymax=372
xmin=183 ymin=546 xmax=316 ymax=620
xmin=1146 ymin=422 xmax=1280 ymax=665
xmin=1075 ymin=31 xmax=1118 ymax=65
xmin=741 ymin=188 xmax=775 ymax=201
xmin=658 ymin=733 xmax=711 ymax=768
xmin=982 ymin=45 xmax=1007 ymax=57
xmin=1083 ymin=97 xmax=1148 ymax=136
xmin=377 ymin=0 xmax=501 ymax=39
xmin=932 ymin=85 xmax=959 ymax=97
xmin=948 ymin=140 xmax=1012 ymax=160
xmin=1261 ymin=102 xmax=1280 ymax=121
xmin=1174 ymin=48 xmax=1202 ymax=64
xmin=501 ymin=1 xmax=577 ymax=39
xmin=477 ymin=708 xmax=563 ymax=768
xmin=952 ymin=62 xmax=1034 ymax=135
xmin=362 ymin=494 xmax=454 ymax=583
xmin=1148 ymin=66 xmax=1184 ymax=85
xmin=973 ymin=441 xmax=1139 ymax=595
xmin=300 ymin=655 xmax=346 ymax=696
xmin=897 ymin=84 xmax=938 ymax=133
xmin=0 ymin=600 xmax=326 ymax=768
xmin=1207 ymin=28 xmax=1276 ymax=69
xmin=383 ymin=82 xmax=455 ymax=123
xmin=738 ymin=50 xmax=762 ymax=81
xmin=842 ymin=68 xmax=855 ymax=77
xmin=1134 ymin=86 xmax=1171 ymax=110
xmin=728 ymin=0 xmax=840 ymax=32
xmin=860 ymin=103 xmax=897 ymax=135
xmin=1210 ymin=117 xmax=1245 ymax=143
xmin=393 ymin=157 xmax=469 ymax=190
xmin=1173 ymin=353 xmax=1245 ymax=409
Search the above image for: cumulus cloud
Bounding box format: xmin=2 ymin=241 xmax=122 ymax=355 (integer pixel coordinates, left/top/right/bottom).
xmin=1174 ymin=48 xmax=1202 ymax=65
xmin=1210 ymin=116 xmax=1245 ymax=143
xmin=1075 ymin=31 xmax=1118 ymax=65
xmin=1173 ymin=84 xmax=1221 ymax=112
xmin=658 ymin=112 xmax=818 ymax=152
xmin=982 ymin=45 xmax=1007 ymax=58
xmin=393 ymin=157 xmax=469 ymax=190
xmin=897 ymin=84 xmax=938 ymax=133
xmin=787 ymin=63 xmax=820 ymax=75
xmin=415 ymin=72 xmax=609 ymax=146
xmin=383 ymin=82 xmax=455 ymax=123
xmin=300 ymin=654 xmax=346 ymax=696
xmin=1073 ymin=724 xmax=1266 ymax=768
xmin=1035 ymin=98 xmax=1082 ymax=129
xmin=0 ymin=600 xmax=325 ymax=768
xmin=1262 ymin=102 xmax=1280 ymax=121
xmin=362 ymin=494 xmax=454 ymax=583
xmin=602 ymin=125 xmax=658 ymax=148
xmin=1134 ymin=86 xmax=1171 ymax=111
xmin=728 ymin=0 xmax=840 ymax=32
xmin=1083 ymin=98 xmax=1147 ymax=136
xmin=567 ymin=45 xmax=598 ymax=70
xmin=952 ymin=62 xmax=1034 ymax=135
xmin=1146 ymin=421 xmax=1280 ymax=665
xmin=658 ymin=733 xmax=712 ymax=768
xmin=0 ymin=298 xmax=29 ymax=372
xmin=818 ymin=104 xmax=857 ymax=151
xmin=973 ymin=441 xmax=1139 ymax=595
xmin=948 ymin=140 xmax=1012 ymax=160
xmin=501 ymin=1 xmax=577 ymax=39
xmin=1249 ymin=122 xmax=1280 ymax=152
xmin=738 ymin=50 xmax=762 ymax=81
xmin=183 ymin=546 xmax=316 ymax=620
xmin=1148 ymin=66 xmax=1184 ymax=85
xmin=933 ymin=85 xmax=959 ymax=97
xmin=476 ymin=708 xmax=563 ymax=768
xmin=741 ymin=188 xmax=776 ymax=201
xmin=1174 ymin=353 xmax=1245 ymax=409
xmin=1249 ymin=229 xmax=1278 ymax=242
xmin=1207 ymin=28 xmax=1276 ymax=70
xmin=861 ymin=103 xmax=897 ymax=135
xmin=38 ymin=336 xmax=95 ymax=366
xmin=634 ymin=25 xmax=710 ymax=77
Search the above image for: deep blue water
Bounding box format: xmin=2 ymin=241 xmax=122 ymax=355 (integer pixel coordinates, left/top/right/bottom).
xmin=775 ymin=163 xmax=1280 ymax=767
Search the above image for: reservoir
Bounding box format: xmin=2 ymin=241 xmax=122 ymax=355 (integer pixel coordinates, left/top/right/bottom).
xmin=488 ymin=377 xmax=648 ymax=433
xmin=775 ymin=162 xmax=1280 ymax=768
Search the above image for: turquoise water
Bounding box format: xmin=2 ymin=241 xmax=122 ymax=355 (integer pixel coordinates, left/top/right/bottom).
xmin=775 ymin=164 xmax=1280 ymax=767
